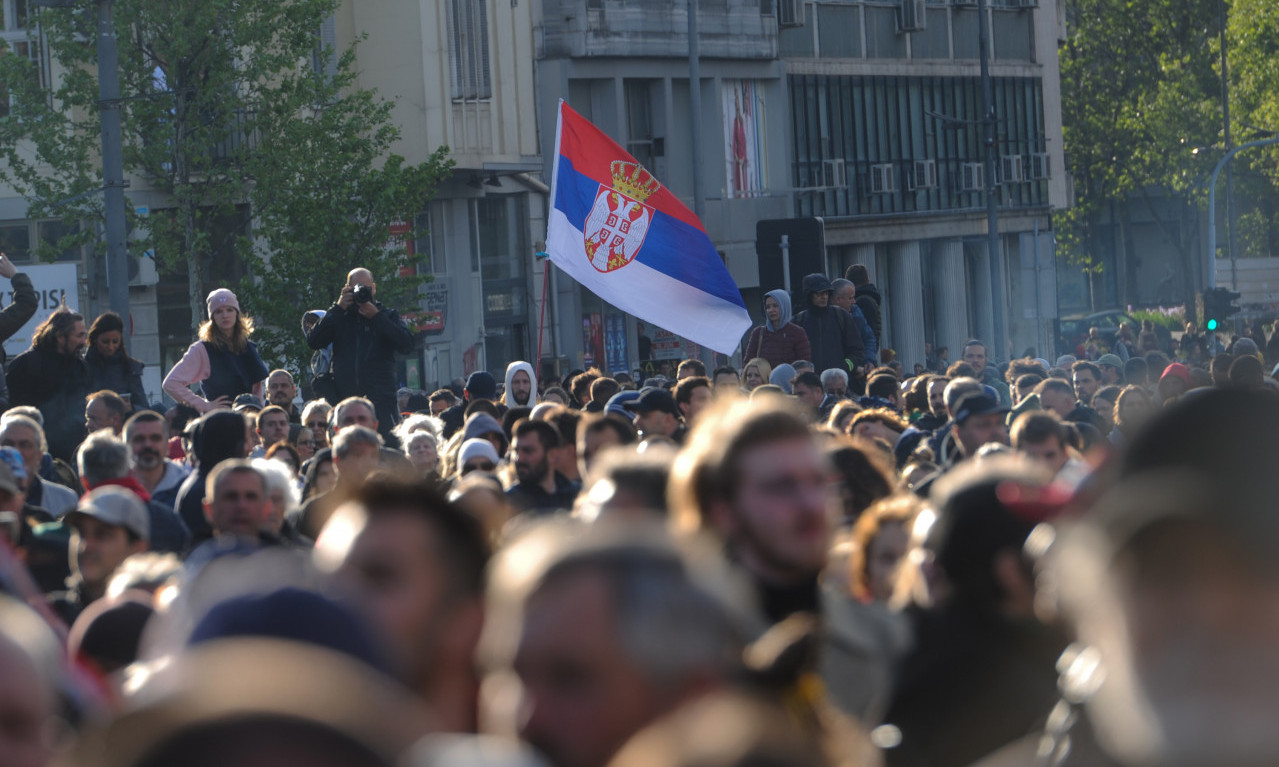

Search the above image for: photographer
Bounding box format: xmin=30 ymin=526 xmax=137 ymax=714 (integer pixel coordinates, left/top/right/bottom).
xmin=306 ymin=268 xmax=413 ymax=446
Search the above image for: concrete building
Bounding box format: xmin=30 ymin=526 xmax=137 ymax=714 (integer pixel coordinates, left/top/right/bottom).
xmin=533 ymin=0 xmax=791 ymax=378
xmin=777 ymin=0 xmax=1070 ymax=370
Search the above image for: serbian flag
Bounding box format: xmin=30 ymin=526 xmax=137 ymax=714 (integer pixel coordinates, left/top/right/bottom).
xmin=547 ymin=101 xmax=752 ymax=354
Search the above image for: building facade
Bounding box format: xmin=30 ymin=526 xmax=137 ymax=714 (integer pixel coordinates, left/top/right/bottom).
xmin=778 ymin=0 xmax=1069 ymax=369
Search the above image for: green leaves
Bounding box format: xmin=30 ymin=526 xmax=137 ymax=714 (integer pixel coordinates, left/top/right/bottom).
xmin=0 ymin=0 xmax=452 ymax=374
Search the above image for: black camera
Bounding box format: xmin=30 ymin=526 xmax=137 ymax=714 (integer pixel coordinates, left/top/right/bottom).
xmin=352 ymin=284 xmax=373 ymax=304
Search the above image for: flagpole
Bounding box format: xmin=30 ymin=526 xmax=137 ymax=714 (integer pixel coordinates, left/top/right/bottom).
xmin=536 ymin=248 xmax=551 ymax=374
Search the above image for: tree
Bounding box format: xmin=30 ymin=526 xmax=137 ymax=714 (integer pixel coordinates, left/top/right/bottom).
xmin=1056 ymin=0 xmax=1224 ymax=315
xmin=0 ymin=0 xmax=452 ymax=372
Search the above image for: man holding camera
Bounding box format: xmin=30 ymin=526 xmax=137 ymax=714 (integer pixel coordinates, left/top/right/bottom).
xmin=306 ymin=268 xmax=414 ymax=446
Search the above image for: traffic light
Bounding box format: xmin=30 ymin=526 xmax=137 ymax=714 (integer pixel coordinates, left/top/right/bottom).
xmin=1202 ymin=287 xmax=1242 ymax=331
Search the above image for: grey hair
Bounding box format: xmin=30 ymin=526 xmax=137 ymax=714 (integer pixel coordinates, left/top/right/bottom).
xmin=332 ymin=425 xmax=383 ymax=460
xmin=392 ymin=413 xmax=443 ymax=448
xmin=300 ymin=399 xmax=332 ymax=425
xmin=5 ymin=405 xmax=43 ymax=427
xmin=538 ymin=544 xmax=744 ymax=690
xmin=820 ymin=368 xmax=849 ymax=388
xmin=831 ymin=277 xmax=855 ymax=292
xmin=252 ymin=457 xmax=301 ymax=518
xmin=334 ymin=396 xmax=377 ymax=426
xmin=76 ymin=429 xmax=131 ymax=486
xmin=0 ymin=414 xmax=47 ymax=454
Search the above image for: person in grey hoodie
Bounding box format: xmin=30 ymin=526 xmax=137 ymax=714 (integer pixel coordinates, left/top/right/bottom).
xmin=743 ymin=289 xmax=812 ymax=369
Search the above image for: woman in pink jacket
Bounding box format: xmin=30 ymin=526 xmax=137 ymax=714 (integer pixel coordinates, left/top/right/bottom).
xmin=163 ymin=288 xmax=269 ymax=412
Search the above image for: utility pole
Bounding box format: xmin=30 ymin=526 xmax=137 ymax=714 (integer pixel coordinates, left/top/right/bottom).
xmin=1218 ymin=0 xmax=1237 ymax=290
xmin=37 ymin=0 xmax=131 ymax=330
xmin=977 ymin=0 xmax=1007 ymax=362
xmin=688 ymin=0 xmax=705 ymax=220
xmin=98 ymin=0 xmax=130 ymax=330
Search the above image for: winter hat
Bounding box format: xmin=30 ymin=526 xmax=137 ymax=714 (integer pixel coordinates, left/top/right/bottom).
xmin=206 ymin=288 xmax=240 ymax=317
xmin=465 ymin=371 xmax=499 ymax=400
xmin=459 ymin=439 xmax=501 ymax=468
xmin=1233 ymin=337 xmax=1260 ymax=358
xmin=462 ymin=412 xmax=504 ymax=442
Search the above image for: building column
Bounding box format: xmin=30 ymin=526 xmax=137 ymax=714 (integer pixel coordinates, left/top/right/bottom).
xmin=888 ymin=241 xmax=926 ymax=374
xmin=931 ymin=238 xmax=970 ymax=367
xmin=969 ymin=240 xmax=995 ymax=354
xmin=849 ymin=243 xmax=878 ymax=284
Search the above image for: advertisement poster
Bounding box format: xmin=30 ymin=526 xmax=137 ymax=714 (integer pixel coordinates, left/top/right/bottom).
xmin=604 ymin=313 xmax=628 ymax=374
xmin=722 ymin=79 xmax=769 ymax=199
xmin=2 ymin=263 xmax=78 ymax=359
xmin=404 ymin=282 xmax=447 ymax=333
xmin=581 ymin=313 xmax=604 ymax=368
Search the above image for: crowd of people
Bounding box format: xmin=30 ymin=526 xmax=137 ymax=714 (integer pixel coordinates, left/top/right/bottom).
xmin=1 ymin=260 xmax=1278 ymax=767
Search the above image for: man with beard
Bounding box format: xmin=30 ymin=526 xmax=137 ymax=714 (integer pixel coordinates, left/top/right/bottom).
xmin=125 ymin=411 xmax=190 ymax=511
xmin=506 ymin=419 xmax=580 ymax=516
xmin=504 ymin=361 xmax=538 ymax=409
xmin=7 ymin=307 xmax=92 ymax=462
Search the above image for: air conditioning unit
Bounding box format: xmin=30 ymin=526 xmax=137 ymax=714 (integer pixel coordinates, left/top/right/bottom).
xmin=128 ymin=252 xmax=159 ymax=286
xmin=1001 ymin=154 xmax=1025 ymax=184
xmin=1018 ymin=0 xmax=1039 ymax=7
xmin=898 ymin=0 xmax=926 ymax=32
xmin=778 ymin=0 xmax=803 ymax=27
xmin=869 ymin=163 xmax=897 ymax=194
xmin=1028 ymin=152 xmax=1051 ymax=180
xmin=909 ymin=159 xmax=938 ymax=190
xmin=960 ymin=162 xmax=985 ymax=192
xmin=953 ymin=0 xmax=977 ymax=7
xmin=822 ymin=159 xmax=847 ymax=188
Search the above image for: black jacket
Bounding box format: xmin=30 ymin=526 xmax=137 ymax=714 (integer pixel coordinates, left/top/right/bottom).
xmin=305 ymin=301 xmax=414 ymax=405
xmin=0 ymin=272 xmax=38 ymax=365
xmin=175 ymin=411 xmax=251 ymax=545
xmin=793 ymin=304 xmax=867 ymax=373
xmin=8 ymin=346 xmax=92 ymax=462
xmin=85 ymin=346 xmax=148 ymax=410
xmin=855 ymin=283 xmax=883 ymax=345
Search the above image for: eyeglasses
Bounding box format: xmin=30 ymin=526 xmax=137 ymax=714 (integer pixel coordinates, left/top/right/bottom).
xmin=461 ymin=460 xmax=496 ymax=475
xmin=296 ymin=440 xmax=316 ymax=448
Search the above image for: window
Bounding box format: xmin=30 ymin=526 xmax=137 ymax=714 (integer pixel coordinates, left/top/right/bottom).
xmin=0 ymin=0 xmax=48 ymax=116
xmin=312 ymin=14 xmax=338 ymax=83
xmin=450 ymin=0 xmax=491 ymax=101
xmin=414 ymin=204 xmax=447 ymax=275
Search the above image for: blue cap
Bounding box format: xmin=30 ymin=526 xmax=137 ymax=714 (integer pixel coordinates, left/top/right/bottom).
xmin=605 ymin=390 xmax=642 ymax=418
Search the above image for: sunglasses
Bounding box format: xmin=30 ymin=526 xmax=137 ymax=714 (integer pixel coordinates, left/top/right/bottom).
xmin=462 ymin=460 xmax=496 ymax=475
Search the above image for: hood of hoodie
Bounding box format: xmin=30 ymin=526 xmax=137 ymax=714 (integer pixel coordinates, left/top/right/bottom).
xmin=301 ymin=309 xmax=326 ymax=334
xmin=194 ymin=411 xmax=249 ymax=468
xmin=503 ymin=361 xmax=539 ymax=408
xmin=800 ymin=273 xmax=833 ymax=308
xmin=763 ymin=289 xmax=793 ymax=332
xmin=463 ymin=413 xmax=505 ymax=443
xmin=770 ymin=363 xmax=797 ymax=394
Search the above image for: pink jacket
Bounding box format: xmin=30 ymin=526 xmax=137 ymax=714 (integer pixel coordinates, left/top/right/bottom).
xmin=162 ymin=342 xmax=263 ymax=412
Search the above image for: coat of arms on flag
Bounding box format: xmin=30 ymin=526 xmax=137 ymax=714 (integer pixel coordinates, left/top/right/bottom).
xmin=583 ymin=161 xmax=660 ymax=273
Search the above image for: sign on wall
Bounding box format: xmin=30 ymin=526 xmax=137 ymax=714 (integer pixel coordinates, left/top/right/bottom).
xmin=0 ymin=263 xmax=79 ymax=359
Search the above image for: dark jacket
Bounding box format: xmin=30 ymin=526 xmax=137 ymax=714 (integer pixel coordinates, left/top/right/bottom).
xmin=8 ymin=346 xmax=92 ymax=462
xmin=0 ymin=272 xmax=38 ymax=365
xmin=855 ymin=282 xmax=883 ymax=345
xmin=506 ymin=472 xmax=581 ymax=516
xmin=175 ymin=411 xmax=250 ymax=546
xmin=793 ymin=275 xmax=867 ymax=373
xmin=306 ymin=300 xmax=414 ymax=405
xmin=85 ymin=346 xmax=148 ymax=410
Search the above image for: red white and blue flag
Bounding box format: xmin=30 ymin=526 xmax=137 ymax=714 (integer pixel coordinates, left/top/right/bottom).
xmin=546 ymin=101 xmax=752 ymax=354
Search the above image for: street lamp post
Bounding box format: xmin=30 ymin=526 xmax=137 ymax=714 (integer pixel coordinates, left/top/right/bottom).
xmin=35 ymin=0 xmax=130 ymax=333
xmin=1205 ymin=135 xmax=1279 ymax=290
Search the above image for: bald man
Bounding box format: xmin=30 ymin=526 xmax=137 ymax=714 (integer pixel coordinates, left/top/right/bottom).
xmin=306 ymin=267 xmax=414 ymax=447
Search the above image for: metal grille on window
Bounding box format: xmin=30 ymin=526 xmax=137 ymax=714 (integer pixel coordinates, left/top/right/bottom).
xmin=451 ymin=0 xmax=492 ymax=101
